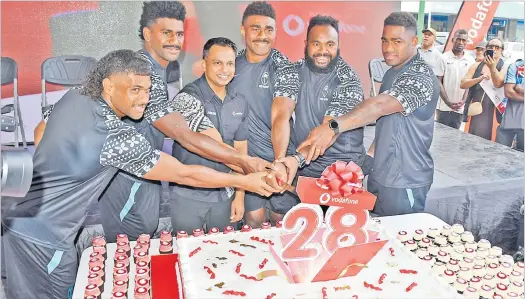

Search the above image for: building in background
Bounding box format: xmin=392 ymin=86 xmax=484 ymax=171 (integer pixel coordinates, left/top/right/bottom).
xmin=402 ymin=1 xmax=524 ymax=42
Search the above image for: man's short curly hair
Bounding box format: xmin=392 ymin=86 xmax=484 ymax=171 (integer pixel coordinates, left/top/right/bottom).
xmin=384 ymin=12 xmax=417 ymax=35
xmin=307 ymin=15 xmax=339 ymax=39
xmin=139 ymin=1 xmax=186 ymax=40
xmin=242 ymin=1 xmax=276 ymax=24
xmin=81 ymin=50 xmax=152 ymax=99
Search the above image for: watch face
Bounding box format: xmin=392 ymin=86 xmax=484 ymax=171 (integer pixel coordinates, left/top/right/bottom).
xmin=329 ymin=120 xmax=338 ymax=129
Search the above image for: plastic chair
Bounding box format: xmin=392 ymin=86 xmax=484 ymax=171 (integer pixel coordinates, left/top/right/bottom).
xmin=41 ymin=55 xmax=97 ymax=110
xmin=1 ymin=57 xmax=26 ymax=147
xmin=368 ymin=58 xmax=391 ymax=97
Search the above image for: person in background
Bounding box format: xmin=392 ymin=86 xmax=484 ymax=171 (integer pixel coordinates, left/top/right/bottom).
xmin=437 ymin=29 xmax=475 ymax=129
xmin=297 ymin=12 xmax=440 ymax=216
xmin=474 ymin=41 xmax=488 ymax=63
xmin=170 ymin=37 xmax=249 ymax=233
xmin=461 ymin=38 xmax=508 ymax=141
xmin=417 ymin=27 xmax=452 ymax=119
xmin=496 ymin=59 xmax=524 ymax=151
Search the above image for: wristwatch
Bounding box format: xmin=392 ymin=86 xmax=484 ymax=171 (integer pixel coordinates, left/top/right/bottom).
xmin=328 ymin=119 xmax=339 ymax=134
xmin=294 ymin=153 xmax=306 ymax=169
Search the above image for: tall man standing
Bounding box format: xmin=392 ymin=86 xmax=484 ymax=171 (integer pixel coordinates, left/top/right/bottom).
xmin=229 ymin=1 xmax=300 ymax=228
xmin=437 ymin=29 xmax=475 ymax=129
xmin=298 ymin=12 xmax=440 ymax=216
xmin=282 ymin=15 xmax=366 ymax=209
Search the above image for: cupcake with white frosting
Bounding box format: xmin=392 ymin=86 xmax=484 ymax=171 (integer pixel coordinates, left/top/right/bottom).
xmin=428 ymin=244 xmax=440 ymax=256
xmin=416 ymin=248 xmax=429 ymax=259
xmin=447 ymin=259 xmax=460 ymax=272
xmin=405 ymin=240 xmax=418 ymax=252
xmin=495 ymin=283 xmax=508 ymax=297
xmin=483 ymin=274 xmax=497 ymax=288
xmin=450 ymin=249 xmax=463 ymax=261
xmin=499 ymin=255 xmax=515 ymax=265
xmin=487 ymin=263 xmax=500 ymax=276
xmin=485 ymin=255 xmax=499 ymax=265
xmin=452 ymin=242 xmax=465 ymax=253
xmin=397 ymin=231 xmax=409 ymax=243
xmin=464 ymin=248 xmax=477 ymax=259
xmin=496 ymin=272 xmax=509 ymax=286
xmin=507 ymin=292 xmax=521 ymax=299
xmin=463 ymin=287 xmax=479 ymax=299
xmin=458 ymin=267 xmax=473 ymax=281
xmin=509 ymin=281 xmax=523 ymax=295
xmin=427 ymin=228 xmax=439 ymax=239
xmin=479 ymin=284 xmax=493 ymax=299
xmin=422 ymin=255 xmax=435 ymax=265
xmin=452 ymin=224 xmax=465 ymax=234
xmin=513 ymin=262 xmax=524 ymax=275
xmin=419 ymin=237 xmax=431 ymax=248
xmin=500 ymin=262 xmax=514 ymax=276
xmin=435 ymin=235 xmax=447 ymax=246
xmin=442 ymin=269 xmax=456 ymax=284
xmin=461 ymin=231 xmax=475 ymax=243
xmin=478 ymin=239 xmax=491 ymax=249
xmin=440 ymin=225 xmax=452 ymax=237
xmin=470 ymin=276 xmax=483 ymax=289
xmin=474 ymin=256 xmax=487 ymax=267
xmin=460 ymin=257 xmax=474 ymax=269
xmin=477 ymin=248 xmax=490 ymax=258
xmin=437 ymin=250 xmax=451 ymax=263
xmin=489 ymin=246 xmax=503 ymax=257
xmin=473 ymin=265 xmax=487 ymax=278
xmin=454 ymin=278 xmax=468 ymax=293
xmin=432 ymin=261 xmax=447 ymax=276
xmin=413 ymin=229 xmax=425 ymax=242
xmin=509 ymin=271 xmax=523 ymax=284
xmin=465 ymin=241 xmax=478 ymax=251
xmin=440 ymin=244 xmax=453 ymax=254
xmin=448 ymin=232 xmax=461 ymax=244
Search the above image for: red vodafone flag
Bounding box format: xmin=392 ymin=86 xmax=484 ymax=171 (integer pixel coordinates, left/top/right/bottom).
xmin=444 ymin=0 xmax=500 ymax=52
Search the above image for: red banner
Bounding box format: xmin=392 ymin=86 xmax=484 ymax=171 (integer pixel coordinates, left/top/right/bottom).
xmin=444 ymin=0 xmax=500 ymax=52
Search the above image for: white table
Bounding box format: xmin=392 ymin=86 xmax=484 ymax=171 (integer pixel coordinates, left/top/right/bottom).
xmin=72 ymin=213 xmax=447 ymax=299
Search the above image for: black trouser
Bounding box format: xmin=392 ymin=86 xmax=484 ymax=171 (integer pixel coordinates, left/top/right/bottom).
xmin=436 ymin=110 xmax=462 ymax=129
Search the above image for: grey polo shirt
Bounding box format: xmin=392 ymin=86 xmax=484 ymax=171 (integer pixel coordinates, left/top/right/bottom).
xmin=501 ymin=60 xmax=524 ymax=130
xmin=371 ymin=53 xmax=440 ymax=188
xmin=1 ymin=87 xmax=176 ymax=250
xmin=292 ymin=57 xmax=365 ymax=177
xmin=417 ymin=45 xmax=445 ymax=77
xmin=171 ymin=76 xmax=248 ymax=202
xmin=228 ymin=48 xmax=299 ymax=162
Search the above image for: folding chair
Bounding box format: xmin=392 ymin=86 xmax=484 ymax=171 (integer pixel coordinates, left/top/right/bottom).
xmin=41 ymin=55 xmax=97 ymax=111
xmin=1 ymin=57 xmax=26 ymax=147
xmin=368 ymin=58 xmax=391 ymax=97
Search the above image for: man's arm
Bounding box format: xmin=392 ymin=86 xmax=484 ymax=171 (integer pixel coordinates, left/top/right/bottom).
xmin=505 ymin=83 xmax=523 ymax=102
xmin=298 ymin=61 xmax=435 ymax=161
xmin=485 ymin=56 xmax=506 ymax=88
xmin=231 ymin=140 xmax=247 ymax=223
xmin=34 ymin=120 xmax=45 ymax=148
xmin=271 ymin=98 xmax=296 ymax=159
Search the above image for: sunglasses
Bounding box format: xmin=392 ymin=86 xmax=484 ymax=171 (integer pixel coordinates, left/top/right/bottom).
xmin=486 ymin=45 xmax=502 ymax=50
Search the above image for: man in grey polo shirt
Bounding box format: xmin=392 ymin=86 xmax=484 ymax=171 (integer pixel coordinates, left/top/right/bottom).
xmin=437 ymin=29 xmax=475 ymax=129
xmin=2 ymin=50 xmax=275 ymax=299
xmin=284 ymin=15 xmax=365 ymax=211
xmin=229 ymin=1 xmax=300 ymax=228
xmin=298 ymin=12 xmax=440 ymax=216
xmin=496 ymin=59 xmax=524 ymax=151
xmin=171 ymin=37 xmax=249 ymax=233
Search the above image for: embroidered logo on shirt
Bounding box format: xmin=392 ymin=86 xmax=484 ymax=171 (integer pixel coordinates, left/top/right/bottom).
xmin=320 ymin=84 xmax=330 ymax=101
xmin=259 ymin=71 xmax=270 ymax=89
xmin=207 ymin=111 xmax=217 ymax=116
xmin=232 ymin=110 xmax=244 ymax=116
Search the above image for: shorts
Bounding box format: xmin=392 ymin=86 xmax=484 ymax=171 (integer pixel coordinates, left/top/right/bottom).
xmin=367 ymin=177 xmax=431 ymax=216
xmin=170 ymin=194 xmax=235 ymax=233
xmin=3 ymin=231 xmax=78 ymax=299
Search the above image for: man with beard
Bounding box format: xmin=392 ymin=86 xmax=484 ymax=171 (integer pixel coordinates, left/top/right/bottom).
xmin=437 ymin=29 xmax=475 ymax=129
xmin=33 ymin=1 xmax=272 ymax=242
xmin=170 ymin=37 xmax=249 ymax=233
xmin=281 ymin=15 xmax=366 ymax=213
xmin=228 ymin=1 xmax=300 ymax=228
xmin=298 ymin=12 xmax=440 ymax=216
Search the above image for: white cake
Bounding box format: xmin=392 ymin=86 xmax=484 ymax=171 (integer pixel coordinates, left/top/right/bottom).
xmin=177 ymin=222 xmax=459 ymax=299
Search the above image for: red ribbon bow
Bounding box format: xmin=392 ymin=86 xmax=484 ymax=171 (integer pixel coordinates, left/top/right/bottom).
xmin=316 ymin=161 xmax=364 ymax=197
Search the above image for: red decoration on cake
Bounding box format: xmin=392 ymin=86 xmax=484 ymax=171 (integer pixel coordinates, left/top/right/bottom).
xmin=334 ymin=285 xmax=351 ymax=291
xmin=203 ymin=240 xmax=219 ymax=245
xmin=224 ymin=226 xmax=235 ymax=234
xmin=229 ymin=250 xmax=245 ymax=257
xmin=259 ymin=258 xmax=268 ymax=269
xmin=399 ymin=269 xmax=418 ymax=274
xmin=193 ymin=228 xmax=204 ymax=237
xmin=241 ymin=225 xmax=252 ymax=232
xmin=316 ymin=161 xmax=364 ymax=197
xmin=406 ymin=282 xmax=418 ymax=292
xmin=222 ymin=290 xmax=246 ymax=296
xmin=276 ymin=221 xmax=283 ymax=228
xmin=240 ymin=274 xmax=261 ymax=281
xmin=265 ymin=293 xmax=277 ymax=299
xmin=389 ymin=248 xmax=395 ymax=256
xmin=235 ymin=263 xmax=242 ymax=274
xmin=321 ymin=287 xmax=328 ymax=299
xmin=203 ymin=266 xmax=216 ymax=279
xmin=177 ymin=231 xmax=189 ymax=238
xmin=364 ymin=281 xmax=383 ymax=291
xmin=250 ymin=236 xmax=274 ymax=245
xmin=189 ymin=247 xmax=202 ymax=257
xmin=378 ymin=273 xmax=387 ymax=284
xmin=261 ymin=222 xmax=271 ymax=229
